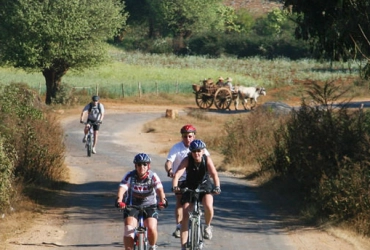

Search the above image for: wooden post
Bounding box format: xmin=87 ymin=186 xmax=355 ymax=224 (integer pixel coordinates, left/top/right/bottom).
xmin=176 ymin=81 xmax=179 ymax=94
xmin=121 ymin=84 xmax=124 ymax=98
xmin=155 ymin=82 xmax=158 ymax=96
xmin=138 ymin=82 xmax=142 ymax=98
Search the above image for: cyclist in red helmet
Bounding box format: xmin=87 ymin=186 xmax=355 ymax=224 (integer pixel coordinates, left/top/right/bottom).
xmin=116 ymin=153 xmax=167 ymax=250
xmin=164 ymin=125 xmax=210 ymax=238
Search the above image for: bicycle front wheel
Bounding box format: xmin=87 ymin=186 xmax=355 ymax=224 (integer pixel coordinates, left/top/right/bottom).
xmin=87 ymin=135 xmax=92 ymax=157
xmin=190 ymin=219 xmax=200 ymax=250
xmin=134 ymin=233 xmax=146 ymax=250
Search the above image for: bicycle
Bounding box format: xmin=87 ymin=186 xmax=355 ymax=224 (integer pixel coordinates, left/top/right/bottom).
xmin=82 ymin=120 xmax=101 ymax=157
xmin=125 ymin=204 xmax=157 ymax=250
xmin=181 ymin=186 xmax=208 ymax=250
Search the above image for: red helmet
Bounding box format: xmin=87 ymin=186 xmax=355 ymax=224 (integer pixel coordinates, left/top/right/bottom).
xmin=180 ymin=124 xmax=196 ymax=134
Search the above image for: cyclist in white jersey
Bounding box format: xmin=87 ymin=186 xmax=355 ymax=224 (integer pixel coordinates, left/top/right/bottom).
xmin=80 ymin=95 xmax=105 ymax=154
xmin=116 ymin=153 xmax=167 ymax=250
xmin=164 ymin=125 xmax=209 ymax=238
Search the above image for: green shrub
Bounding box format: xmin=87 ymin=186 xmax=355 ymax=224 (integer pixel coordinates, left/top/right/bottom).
xmin=0 ymin=83 xmax=66 ymax=187
xmin=0 ymin=136 xmax=15 ymax=212
xmin=268 ymin=81 xmax=370 ymax=235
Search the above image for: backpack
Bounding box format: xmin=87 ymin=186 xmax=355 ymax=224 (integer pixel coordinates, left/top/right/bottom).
xmin=89 ymin=102 xmax=101 ymax=114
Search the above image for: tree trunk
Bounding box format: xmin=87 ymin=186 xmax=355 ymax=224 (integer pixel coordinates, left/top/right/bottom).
xmin=42 ymin=67 xmax=67 ymax=105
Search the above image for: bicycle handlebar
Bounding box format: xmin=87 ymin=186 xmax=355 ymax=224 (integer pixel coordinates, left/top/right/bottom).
xmin=180 ymin=187 xmax=210 ymax=194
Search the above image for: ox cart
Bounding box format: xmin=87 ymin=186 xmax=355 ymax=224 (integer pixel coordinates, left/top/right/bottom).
xmin=192 ymin=82 xmax=238 ymax=110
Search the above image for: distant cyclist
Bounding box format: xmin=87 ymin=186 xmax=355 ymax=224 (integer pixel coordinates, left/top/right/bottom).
xmin=80 ymin=95 xmax=105 ymax=154
xmin=172 ymin=139 xmax=221 ymax=250
xmin=164 ymin=125 xmax=210 ymax=238
xmin=116 ymin=153 xmax=167 ymax=250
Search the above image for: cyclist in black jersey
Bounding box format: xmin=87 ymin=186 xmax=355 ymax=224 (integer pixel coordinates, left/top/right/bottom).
xmin=172 ymin=140 xmax=221 ymax=250
xmin=116 ymin=153 xmax=167 ymax=250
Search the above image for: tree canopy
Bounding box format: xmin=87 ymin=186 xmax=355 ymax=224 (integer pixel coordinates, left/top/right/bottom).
xmin=284 ymin=0 xmax=370 ymax=62
xmin=0 ymin=0 xmax=128 ymax=104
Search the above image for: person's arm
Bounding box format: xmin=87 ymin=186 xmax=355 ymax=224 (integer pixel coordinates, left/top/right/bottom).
xmin=117 ymin=185 xmax=127 ymax=202
xmin=99 ymin=104 xmax=105 ymax=122
xmin=80 ymin=110 xmax=87 ymax=122
xmin=172 ymin=157 xmax=188 ymax=190
xmin=156 ymin=187 xmax=166 ymax=204
xmin=206 ymin=156 xmax=220 ymax=188
xmin=165 ymin=160 xmax=173 ymax=178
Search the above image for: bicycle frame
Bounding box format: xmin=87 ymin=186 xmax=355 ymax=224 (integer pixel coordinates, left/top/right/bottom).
xmin=126 ymin=205 xmax=156 ymax=250
xmin=83 ymin=121 xmax=100 ymax=157
xmin=182 ymin=187 xmax=207 ymax=250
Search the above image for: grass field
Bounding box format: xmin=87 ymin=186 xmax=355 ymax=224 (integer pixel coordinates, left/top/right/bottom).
xmin=0 ymin=46 xmax=367 ymax=99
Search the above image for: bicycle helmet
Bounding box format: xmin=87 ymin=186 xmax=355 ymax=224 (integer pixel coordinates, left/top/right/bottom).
xmin=133 ymin=153 xmax=152 ymax=164
xmin=189 ymin=139 xmax=206 ymax=152
xmin=92 ymin=95 xmax=100 ymax=101
xmin=180 ymin=124 xmax=196 ymax=134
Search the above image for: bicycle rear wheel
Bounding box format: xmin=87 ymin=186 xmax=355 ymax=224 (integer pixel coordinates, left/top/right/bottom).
xmin=87 ymin=135 xmax=92 ymax=157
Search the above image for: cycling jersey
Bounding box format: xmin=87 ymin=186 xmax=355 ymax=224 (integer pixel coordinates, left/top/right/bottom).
xmin=119 ymin=170 xmax=163 ymax=206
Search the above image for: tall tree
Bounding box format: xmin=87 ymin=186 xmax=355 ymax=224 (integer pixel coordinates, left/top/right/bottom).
xmin=149 ymin=0 xmax=238 ymax=52
xmin=0 ymin=0 xmax=128 ymax=104
xmin=284 ymin=0 xmax=370 ymax=62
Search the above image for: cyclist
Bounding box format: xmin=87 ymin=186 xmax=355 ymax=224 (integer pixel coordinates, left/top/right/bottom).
xmin=80 ymin=95 xmax=104 ymax=154
xmin=116 ymin=153 xmax=167 ymax=250
xmin=172 ymin=139 xmax=221 ymax=250
xmin=164 ymin=125 xmax=210 ymax=238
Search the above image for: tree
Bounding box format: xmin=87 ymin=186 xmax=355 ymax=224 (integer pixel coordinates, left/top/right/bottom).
xmin=148 ymin=0 xmax=239 ymax=53
xmin=283 ymin=0 xmax=370 ymax=63
xmin=0 ymin=0 xmax=128 ymax=104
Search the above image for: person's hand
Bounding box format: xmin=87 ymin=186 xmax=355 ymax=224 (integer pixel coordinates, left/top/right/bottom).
xmin=157 ymin=198 xmax=168 ymax=210
xmin=171 ymin=186 xmax=180 ymax=193
xmin=98 ymin=120 xmax=102 ymax=124
xmin=212 ymin=186 xmax=221 ymax=194
xmin=167 ymin=168 xmax=172 ymax=177
xmin=80 ymin=120 xmax=84 ymax=124
xmin=115 ymin=201 xmax=126 ymax=209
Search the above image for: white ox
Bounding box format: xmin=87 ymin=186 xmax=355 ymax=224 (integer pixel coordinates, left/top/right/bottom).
xmin=234 ymin=86 xmax=267 ymax=110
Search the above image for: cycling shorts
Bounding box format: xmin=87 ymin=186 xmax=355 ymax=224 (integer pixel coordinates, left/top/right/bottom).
xmin=87 ymin=119 xmax=100 ymax=131
xmin=181 ymin=181 xmax=213 ymax=205
xmin=123 ymin=207 xmax=159 ymax=220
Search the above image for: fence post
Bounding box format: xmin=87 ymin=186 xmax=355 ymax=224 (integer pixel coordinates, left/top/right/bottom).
xmin=155 ymin=82 xmax=158 ymax=96
xmin=121 ymin=84 xmax=124 ymax=98
xmin=176 ymin=81 xmax=179 ymax=94
xmin=138 ymin=82 xmax=142 ymax=98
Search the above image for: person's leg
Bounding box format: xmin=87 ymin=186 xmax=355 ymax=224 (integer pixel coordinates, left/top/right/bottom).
xmin=202 ymin=194 xmax=213 ymax=226
xmin=180 ymin=202 xmax=192 ymax=247
xmin=172 ymin=194 xmax=182 ymax=237
xmin=202 ymin=194 xmax=214 ymax=239
xmin=93 ymin=130 xmax=99 ymax=148
xmin=145 ymin=217 xmax=158 ymax=246
xmin=124 ymin=217 xmax=137 ymax=250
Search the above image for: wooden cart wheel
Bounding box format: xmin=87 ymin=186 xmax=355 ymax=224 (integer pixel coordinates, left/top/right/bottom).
xmin=214 ymin=87 xmax=232 ymax=110
xmin=195 ymin=92 xmax=214 ymax=109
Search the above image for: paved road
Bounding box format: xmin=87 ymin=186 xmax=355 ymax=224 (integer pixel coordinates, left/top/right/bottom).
xmin=47 ymin=110 xmax=296 ymax=250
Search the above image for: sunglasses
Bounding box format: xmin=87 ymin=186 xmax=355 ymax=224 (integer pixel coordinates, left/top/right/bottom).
xmin=182 ymin=135 xmax=194 ymax=139
xmin=137 ymin=163 xmax=148 ymax=167
xmin=191 ymin=149 xmax=202 ymax=153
